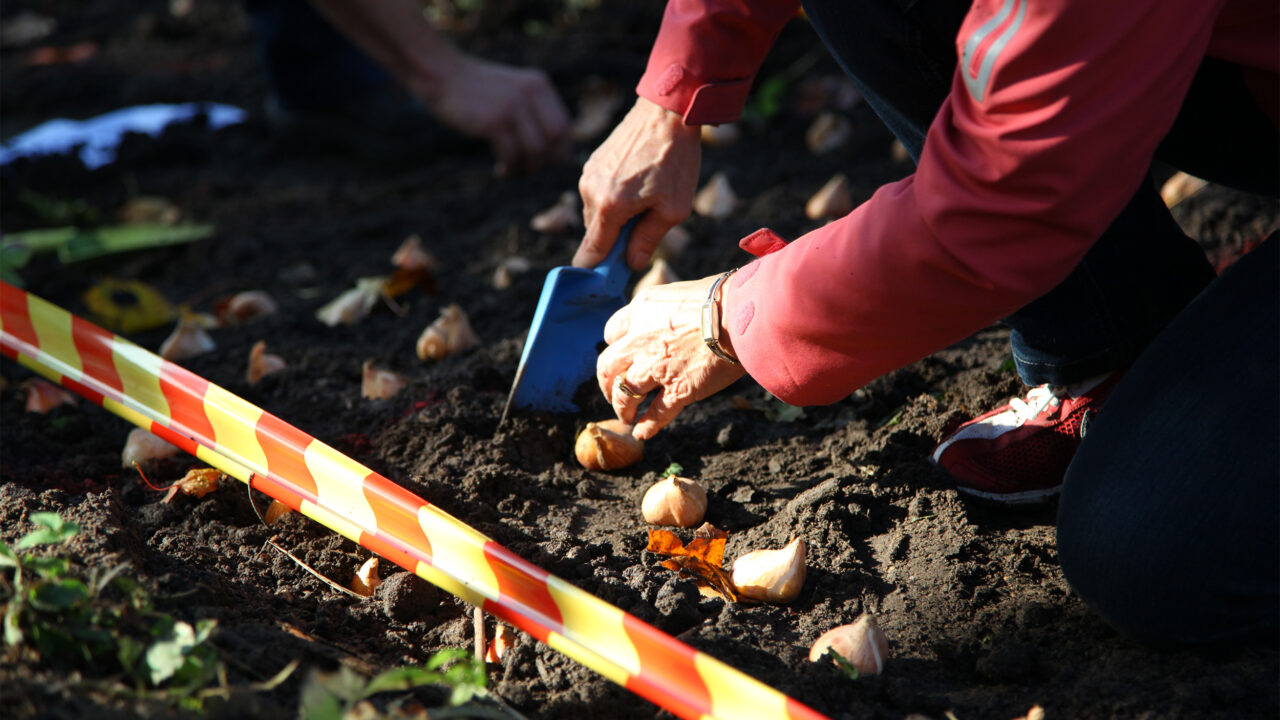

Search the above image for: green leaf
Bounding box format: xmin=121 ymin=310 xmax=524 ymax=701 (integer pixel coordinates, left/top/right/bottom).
xmin=824 ymin=647 xmax=860 ymax=679
xmin=28 ymin=578 xmax=89 ymax=611
xmin=0 ymin=223 xmax=214 ymax=265
xmin=3 ymin=603 xmax=23 ymax=646
xmin=17 ymin=513 xmax=80 ymax=548
xmin=299 ymin=670 xmax=345 ymax=720
xmin=764 ymin=397 xmax=806 ymax=423
xmin=363 ymin=666 xmax=444 ymax=697
xmin=425 ymin=647 xmax=470 ymax=671
xmin=25 ymin=555 xmax=69 ymax=579
xmin=118 ymin=635 xmax=144 ymax=673
xmin=661 ymin=463 xmax=684 ymax=478
xmin=145 ymin=619 xmax=199 ymax=685
xmin=0 ymin=541 xmax=19 ymax=569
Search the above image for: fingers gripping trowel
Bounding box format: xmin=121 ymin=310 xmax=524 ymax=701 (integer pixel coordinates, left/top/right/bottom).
xmin=501 ymin=219 xmax=637 ymax=421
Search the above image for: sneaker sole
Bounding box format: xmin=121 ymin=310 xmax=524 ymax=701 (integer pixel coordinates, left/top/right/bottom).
xmin=954 ymin=484 xmax=1062 ymax=506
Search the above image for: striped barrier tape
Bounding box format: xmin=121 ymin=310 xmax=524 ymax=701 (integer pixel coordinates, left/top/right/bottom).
xmin=0 ymin=281 xmax=828 ymax=720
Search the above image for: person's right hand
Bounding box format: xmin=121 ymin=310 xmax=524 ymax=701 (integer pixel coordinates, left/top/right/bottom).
xmin=429 ymin=54 xmax=571 ymax=177
xmin=575 ymin=97 xmax=702 ymax=271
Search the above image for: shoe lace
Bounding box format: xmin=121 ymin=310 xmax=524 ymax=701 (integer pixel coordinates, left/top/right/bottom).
xmin=1007 ymin=385 xmax=1060 ymax=422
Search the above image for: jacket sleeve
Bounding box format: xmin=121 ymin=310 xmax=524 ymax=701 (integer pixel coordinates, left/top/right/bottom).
xmin=723 ymin=0 xmax=1240 ymax=406
xmin=636 ymin=0 xmax=801 ymax=125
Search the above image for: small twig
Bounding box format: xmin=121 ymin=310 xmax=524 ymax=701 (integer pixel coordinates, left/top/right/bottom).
xmin=265 ymin=538 xmax=361 ymax=598
xmin=473 ymin=606 xmax=486 ymax=666
xmin=245 ymin=475 xmax=268 ymax=526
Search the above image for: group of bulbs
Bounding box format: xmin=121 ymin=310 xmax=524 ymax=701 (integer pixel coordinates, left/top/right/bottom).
xmin=574 ymin=420 xmax=889 ymax=675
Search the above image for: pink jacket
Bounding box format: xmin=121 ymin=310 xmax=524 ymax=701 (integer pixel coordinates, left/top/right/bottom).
xmin=637 ymin=0 xmax=1277 ymax=405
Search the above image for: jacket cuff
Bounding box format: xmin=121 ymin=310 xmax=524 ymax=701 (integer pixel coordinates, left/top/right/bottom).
xmin=637 ymin=63 xmax=755 ymax=126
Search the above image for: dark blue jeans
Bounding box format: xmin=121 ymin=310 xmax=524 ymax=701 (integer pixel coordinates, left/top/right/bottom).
xmin=802 ymin=0 xmax=1279 ymax=647
xmin=801 ymin=0 xmax=1276 ymax=386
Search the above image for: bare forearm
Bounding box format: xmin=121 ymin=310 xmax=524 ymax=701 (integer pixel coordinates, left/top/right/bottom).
xmin=306 ymin=0 xmax=459 ymax=103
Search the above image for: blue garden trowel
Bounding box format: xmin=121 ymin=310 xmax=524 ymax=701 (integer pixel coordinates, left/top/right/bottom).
xmin=501 ymin=218 xmax=637 ymax=421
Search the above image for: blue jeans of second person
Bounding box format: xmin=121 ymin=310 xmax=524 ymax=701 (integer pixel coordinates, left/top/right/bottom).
xmin=801 ymin=0 xmax=1277 ymax=386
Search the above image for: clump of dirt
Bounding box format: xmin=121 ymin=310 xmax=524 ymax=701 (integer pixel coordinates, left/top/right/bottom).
xmin=2 ymin=2 xmax=1276 ymax=719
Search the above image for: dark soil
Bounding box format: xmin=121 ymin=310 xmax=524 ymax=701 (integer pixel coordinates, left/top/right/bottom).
xmin=2 ymin=2 xmax=1277 ymax=719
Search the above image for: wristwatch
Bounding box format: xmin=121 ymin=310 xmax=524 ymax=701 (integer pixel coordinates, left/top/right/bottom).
xmin=701 ymin=268 xmax=739 ymax=364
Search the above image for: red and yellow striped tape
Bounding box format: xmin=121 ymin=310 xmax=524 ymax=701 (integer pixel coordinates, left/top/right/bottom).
xmin=0 ymin=281 xmax=828 ymax=720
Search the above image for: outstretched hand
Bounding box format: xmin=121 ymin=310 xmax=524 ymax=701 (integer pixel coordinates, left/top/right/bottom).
xmin=430 ymin=55 xmax=571 ymax=177
xmin=596 ymin=275 xmax=745 ymax=439
xmin=575 ymin=97 xmax=702 ymax=271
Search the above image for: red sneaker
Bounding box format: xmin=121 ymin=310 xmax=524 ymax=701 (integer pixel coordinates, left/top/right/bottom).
xmin=932 ymin=373 xmax=1120 ymax=505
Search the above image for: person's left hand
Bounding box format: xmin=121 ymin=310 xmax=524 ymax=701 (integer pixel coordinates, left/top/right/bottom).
xmin=597 ymin=275 xmax=746 ymax=439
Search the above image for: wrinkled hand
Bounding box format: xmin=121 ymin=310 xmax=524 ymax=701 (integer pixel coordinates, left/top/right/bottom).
xmin=597 ymin=275 xmax=745 ymax=439
xmin=431 ymin=56 xmax=570 ymax=176
xmin=575 ymin=97 xmax=702 ymax=271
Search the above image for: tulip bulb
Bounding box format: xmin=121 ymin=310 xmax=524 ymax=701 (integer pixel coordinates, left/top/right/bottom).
xmin=805 ymin=173 xmax=853 ymax=220
xmin=641 ymin=475 xmax=707 ymax=527
xmin=246 ymin=340 xmax=287 ymax=385
xmin=159 ymin=314 xmax=216 ymax=361
xmin=315 ymin=279 xmax=383 ymax=327
xmin=416 ymin=304 xmax=479 ymax=361
xmin=492 ymin=256 xmax=532 ymax=290
xmin=693 ymin=172 xmax=738 ymax=220
xmin=806 ymin=112 xmax=852 ymax=155
xmin=362 ymin=359 xmax=409 ymax=399
xmin=731 ymin=537 xmax=806 ymax=603
xmin=531 ymin=191 xmax=582 ymax=234
xmin=219 ymin=290 xmax=278 ymax=325
xmin=23 ymin=378 xmax=77 ymax=413
xmin=658 ymin=225 xmax=693 ymax=259
xmin=809 ymin=614 xmax=889 ymax=676
xmin=574 ymin=419 xmax=644 ymax=471
xmin=392 ymin=234 xmax=437 ymax=271
xmin=700 ymin=123 xmax=741 ymax=147
xmin=350 ymin=557 xmax=382 ymax=597
xmin=122 ymin=427 xmax=180 ymax=467
xmin=485 ymin=624 xmax=514 ymax=663
xmin=633 ymin=257 xmax=680 ymax=298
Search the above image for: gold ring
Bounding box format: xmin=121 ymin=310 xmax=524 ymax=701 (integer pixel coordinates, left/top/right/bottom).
xmin=616 ymin=378 xmax=643 ymax=399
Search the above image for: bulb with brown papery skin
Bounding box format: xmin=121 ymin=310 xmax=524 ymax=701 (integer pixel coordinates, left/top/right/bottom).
xmin=159 ymin=315 xmax=215 ymax=361
xmin=574 ymin=419 xmax=644 ymax=471
xmin=221 ymin=290 xmax=278 ymax=324
xmin=641 ymin=475 xmax=707 ymax=527
xmin=808 ymin=614 xmax=889 ymax=676
xmin=392 ymin=234 xmax=437 ymax=271
xmin=350 ymin=557 xmax=382 ymax=597
xmin=731 ymin=537 xmax=806 ymax=603
xmin=416 ymin=304 xmax=479 ymax=361
xmin=247 ymin=340 xmax=287 ymax=385
xmin=361 ymin=359 xmax=409 ymax=399
xmin=805 ymin=173 xmax=853 ymax=220
xmin=632 ymin=257 xmax=680 ymax=298
xmin=22 ymin=378 xmax=76 ymax=413
xmin=692 ymin=172 xmax=738 ymax=220
xmin=121 ymin=427 xmax=180 ymax=467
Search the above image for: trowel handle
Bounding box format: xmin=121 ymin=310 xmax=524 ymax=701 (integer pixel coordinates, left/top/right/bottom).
xmin=595 ymin=216 xmax=640 ymax=294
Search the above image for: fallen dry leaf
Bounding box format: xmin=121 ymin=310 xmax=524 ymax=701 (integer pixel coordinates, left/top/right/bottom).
xmin=647 ymin=529 xmax=738 ymax=601
xmin=162 ymin=467 xmax=222 ymax=504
